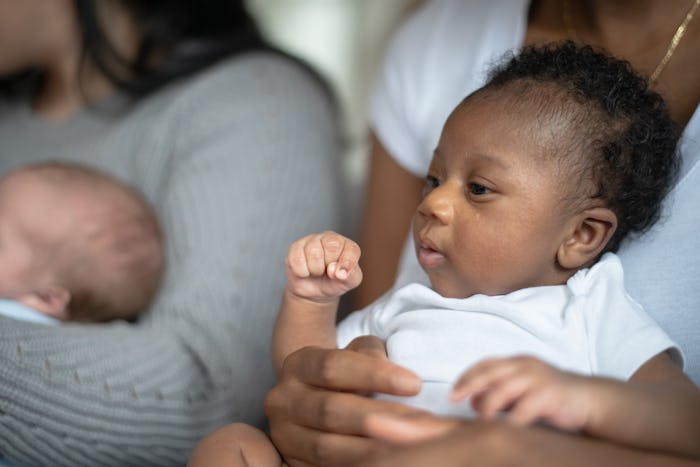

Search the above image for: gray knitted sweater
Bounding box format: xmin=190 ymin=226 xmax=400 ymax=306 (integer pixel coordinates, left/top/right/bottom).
xmin=0 ymin=52 xmax=342 ymax=466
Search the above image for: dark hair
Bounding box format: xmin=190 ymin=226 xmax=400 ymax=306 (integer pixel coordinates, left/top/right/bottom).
xmin=0 ymin=0 xmax=326 ymax=101
xmin=481 ymin=41 xmax=680 ymax=252
xmin=75 ymin=0 xmax=269 ymax=97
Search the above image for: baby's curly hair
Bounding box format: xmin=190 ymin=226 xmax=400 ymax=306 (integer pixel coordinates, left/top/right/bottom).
xmin=481 ymin=41 xmax=680 ymax=252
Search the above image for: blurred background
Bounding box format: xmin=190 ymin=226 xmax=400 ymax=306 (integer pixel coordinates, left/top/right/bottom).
xmin=247 ymin=0 xmax=421 ymax=233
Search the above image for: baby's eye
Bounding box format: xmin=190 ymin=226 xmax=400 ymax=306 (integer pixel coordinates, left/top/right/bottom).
xmin=422 ymin=175 xmax=440 ymax=196
xmin=468 ymin=183 xmax=490 ymax=195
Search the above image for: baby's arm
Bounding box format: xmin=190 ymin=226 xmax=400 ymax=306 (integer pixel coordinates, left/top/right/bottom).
xmin=452 ymin=353 xmax=700 ymax=459
xmin=272 ymin=231 xmax=362 ymax=376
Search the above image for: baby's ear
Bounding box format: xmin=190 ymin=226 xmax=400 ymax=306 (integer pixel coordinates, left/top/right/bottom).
xmin=557 ymin=207 xmax=617 ymax=270
xmin=16 ymin=286 xmax=71 ymax=320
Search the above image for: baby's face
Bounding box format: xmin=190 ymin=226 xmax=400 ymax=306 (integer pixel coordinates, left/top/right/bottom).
xmin=412 ymin=93 xmax=576 ymax=298
xmin=0 ymin=174 xmax=47 ymax=299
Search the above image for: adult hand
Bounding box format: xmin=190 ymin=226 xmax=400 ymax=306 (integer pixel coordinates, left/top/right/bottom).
xmin=359 ymin=411 xmax=699 ymax=467
xmin=264 ymin=336 xmax=422 ymax=467
xmin=359 ymin=413 xmax=510 ymax=467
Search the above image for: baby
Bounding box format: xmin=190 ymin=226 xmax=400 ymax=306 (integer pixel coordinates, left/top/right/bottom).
xmin=189 ymin=42 xmax=699 ymax=465
xmin=0 ymin=162 xmax=164 ymax=323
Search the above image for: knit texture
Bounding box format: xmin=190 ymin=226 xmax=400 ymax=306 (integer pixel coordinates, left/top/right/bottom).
xmin=0 ymin=52 xmax=342 ymax=466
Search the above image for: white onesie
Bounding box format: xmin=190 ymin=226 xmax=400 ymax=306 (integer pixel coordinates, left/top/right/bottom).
xmin=337 ymin=254 xmax=681 ymax=416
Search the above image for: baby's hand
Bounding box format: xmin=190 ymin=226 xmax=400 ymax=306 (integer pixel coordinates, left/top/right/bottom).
xmin=286 ymin=231 xmax=363 ymax=302
xmin=451 ymin=356 xmax=592 ymax=431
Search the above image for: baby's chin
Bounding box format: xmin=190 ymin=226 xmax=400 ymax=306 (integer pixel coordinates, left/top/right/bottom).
xmin=428 ymin=278 xmax=474 ymax=299
xmin=428 ymin=275 xmax=515 ymax=299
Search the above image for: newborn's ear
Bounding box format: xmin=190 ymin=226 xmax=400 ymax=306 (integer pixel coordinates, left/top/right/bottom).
xmin=557 ymin=207 xmax=617 ymax=270
xmin=17 ymin=286 xmax=71 ymax=320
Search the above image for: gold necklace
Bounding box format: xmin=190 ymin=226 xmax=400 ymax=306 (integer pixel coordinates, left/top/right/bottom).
xmin=562 ymin=0 xmax=700 ymax=85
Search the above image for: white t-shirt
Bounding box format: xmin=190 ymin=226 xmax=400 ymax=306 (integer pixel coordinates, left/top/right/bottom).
xmin=337 ymin=254 xmax=681 ymax=416
xmin=370 ymin=0 xmax=700 ymax=385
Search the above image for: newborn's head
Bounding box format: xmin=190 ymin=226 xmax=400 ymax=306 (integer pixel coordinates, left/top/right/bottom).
xmin=479 ymin=41 xmax=679 ymax=252
xmin=0 ymin=162 xmax=164 ymax=322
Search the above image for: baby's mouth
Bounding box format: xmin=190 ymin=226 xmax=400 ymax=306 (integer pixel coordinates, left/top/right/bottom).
xmin=417 ymin=237 xmax=447 ymax=267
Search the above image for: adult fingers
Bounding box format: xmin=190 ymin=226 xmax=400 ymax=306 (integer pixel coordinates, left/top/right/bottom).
xmin=266 ymin=345 xmax=423 ymax=466
xmin=345 ymin=335 xmax=388 ymax=360
xmin=358 ymin=423 xmax=486 ymax=467
xmin=266 ymin=376 xmax=423 ymax=437
xmin=273 ymin=423 xmax=382 ymax=467
xmin=365 ymin=412 xmax=461 ymax=444
xmin=285 ymin=345 xmax=421 ymax=396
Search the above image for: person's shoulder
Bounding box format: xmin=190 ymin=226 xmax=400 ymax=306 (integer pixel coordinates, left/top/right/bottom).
xmin=403 ymin=0 xmax=524 ymax=30
xmin=389 ymin=0 xmax=529 ymax=62
xmin=135 ymin=51 xmax=334 ymax=149
xmin=379 ymin=0 xmax=530 ymax=114
xmin=168 ymin=51 xmax=329 ymax=109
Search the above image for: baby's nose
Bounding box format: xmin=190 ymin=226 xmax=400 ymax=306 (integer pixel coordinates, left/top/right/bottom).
xmin=418 ymin=184 xmax=454 ymax=224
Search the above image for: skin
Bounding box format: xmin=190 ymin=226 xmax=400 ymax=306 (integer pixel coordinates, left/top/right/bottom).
xmin=356 ymin=0 xmax=700 ymax=309
xmin=412 ymin=91 xmax=606 ymax=298
xmin=188 ymin=423 xmax=288 ymax=467
xmin=450 ymin=354 xmax=700 ymax=456
xmin=268 ymin=343 xmax=700 ymax=467
xmin=356 ymin=133 xmax=424 ymax=308
xmin=0 ymin=0 xmax=139 ymax=120
xmin=0 ymin=0 xmax=157 ymax=312
xmin=251 ymin=85 xmax=700 ymax=467
xmin=0 ymin=171 xmax=70 ymax=302
xmin=359 ymin=412 xmax=700 ymax=467
xmin=0 ymin=167 xmax=157 ymax=321
xmin=194 ymin=336 xmax=424 ymax=467
xmin=0 ymin=0 xmax=77 ymax=77
xmin=266 ymin=1 xmax=700 ymax=466
xmin=364 ymin=346 xmax=700 ymax=464
xmin=275 ymin=84 xmax=617 ymax=377
xmin=0 ymin=169 xmax=106 ymax=318
xmin=266 ymin=338 xmax=424 ymax=467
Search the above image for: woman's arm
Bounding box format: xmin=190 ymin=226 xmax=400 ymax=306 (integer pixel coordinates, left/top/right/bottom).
xmin=355 ymin=134 xmax=424 ymax=308
xmin=361 ymin=414 xmax=700 ymax=467
xmin=264 ymin=341 xmax=699 ymax=467
xmin=0 ymin=54 xmax=341 ymax=466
